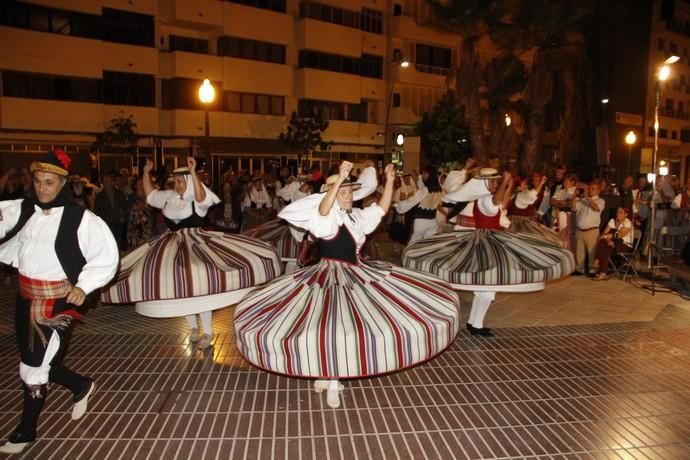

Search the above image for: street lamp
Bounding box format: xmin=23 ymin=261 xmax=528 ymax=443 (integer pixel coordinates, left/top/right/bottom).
xmin=198 ymin=78 xmax=215 ymax=163
xmin=625 ymin=130 xmax=636 ymax=175
xmin=647 ymin=55 xmax=679 ymax=294
xmin=383 ymin=55 xmax=409 ymax=163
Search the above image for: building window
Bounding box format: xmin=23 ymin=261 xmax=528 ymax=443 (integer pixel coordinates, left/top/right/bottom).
xmin=218 ymin=36 xmax=286 ymax=64
xmin=169 ymin=35 xmax=209 ymax=54
xmin=672 ymin=130 xmax=678 ymax=139
xmin=659 ymin=128 xmax=668 ymax=138
xmin=103 ymin=71 xmax=155 ymax=107
xmin=392 ymin=93 xmax=401 ymax=107
xmin=2 ymin=71 xmax=101 ymax=103
xmin=658 ymin=38 xmax=665 ymax=51
xmin=299 ymin=99 xmax=368 ymax=121
xmin=223 ymin=0 xmax=287 ymax=13
xmin=415 ymin=43 xmax=452 ymax=69
xmin=347 ymin=102 xmax=368 ymax=122
xmin=360 ymin=8 xmax=383 ymax=34
xmin=225 ymin=91 xmax=284 ymax=115
xmin=101 ymin=8 xmax=154 ymax=47
xmin=670 ymin=42 xmax=679 ymax=54
xmin=0 ymin=2 xmax=100 ymax=39
xmin=299 ymin=2 xmax=382 ymax=34
xmin=393 ymin=4 xmax=403 ymax=16
xmin=299 ymin=50 xmax=383 ymax=79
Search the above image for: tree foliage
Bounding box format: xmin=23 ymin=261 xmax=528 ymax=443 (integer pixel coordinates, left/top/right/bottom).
xmin=278 ymin=110 xmax=332 ymax=166
xmin=92 ymin=111 xmax=138 ymax=154
xmin=415 ymin=90 xmax=472 ymax=169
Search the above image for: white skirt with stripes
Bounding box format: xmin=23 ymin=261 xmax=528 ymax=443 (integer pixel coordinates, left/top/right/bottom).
xmin=508 ymin=215 xmax=565 ymax=247
xmin=402 ymin=229 xmax=575 ymax=287
xmin=102 ymin=228 xmax=282 ymax=309
xmin=234 ymin=258 xmax=460 ymax=379
xmin=243 ymin=218 xmax=300 ymax=261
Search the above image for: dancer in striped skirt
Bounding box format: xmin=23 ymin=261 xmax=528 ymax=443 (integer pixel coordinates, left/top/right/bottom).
xmin=403 ymin=169 xmax=574 ymax=337
xmin=102 ymin=158 xmax=282 ymax=349
xmin=234 ymin=161 xmax=460 ymax=408
xmin=507 ymin=173 xmax=564 ymax=246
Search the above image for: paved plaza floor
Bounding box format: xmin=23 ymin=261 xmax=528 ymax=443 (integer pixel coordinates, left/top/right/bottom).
xmin=1 ymin=246 xmax=690 ymax=459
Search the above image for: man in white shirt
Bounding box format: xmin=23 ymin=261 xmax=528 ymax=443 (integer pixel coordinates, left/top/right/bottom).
xmin=244 ymin=177 xmax=273 ymax=210
xmin=0 ymin=150 xmax=119 ymax=454
xmin=572 ymin=180 xmax=605 ymax=275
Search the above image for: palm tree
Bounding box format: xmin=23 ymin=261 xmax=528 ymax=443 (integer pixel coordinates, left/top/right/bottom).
xmin=426 ymin=0 xmax=506 ymax=163
xmin=494 ymin=0 xmax=592 ymax=172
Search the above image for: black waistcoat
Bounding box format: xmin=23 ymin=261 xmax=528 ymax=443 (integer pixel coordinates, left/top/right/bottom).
xmin=319 ymin=225 xmax=358 ymax=264
xmin=164 ymin=201 xmax=206 ymax=230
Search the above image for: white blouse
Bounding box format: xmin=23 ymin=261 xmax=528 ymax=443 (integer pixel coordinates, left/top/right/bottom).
xmin=0 ymin=199 xmax=119 ymax=295
xmin=147 ymin=186 xmax=219 ymax=223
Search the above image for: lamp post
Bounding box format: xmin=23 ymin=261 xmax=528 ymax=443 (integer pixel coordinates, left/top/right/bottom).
xmin=625 ymin=130 xmax=636 ymax=175
xmin=647 ymin=55 xmax=679 ymax=294
xmin=383 ymin=52 xmax=409 ymax=163
xmin=198 ymin=78 xmax=215 ymax=164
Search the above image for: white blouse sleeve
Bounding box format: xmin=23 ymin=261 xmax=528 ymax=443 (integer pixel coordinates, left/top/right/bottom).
xmin=194 ymin=186 xmax=220 ymax=216
xmin=278 ymin=193 xmax=327 ymax=230
xmin=75 ymin=211 xmax=120 ymax=295
xmin=352 ymin=166 xmax=378 ymax=201
xmin=672 ymin=193 xmax=682 ymax=209
xmin=514 ymin=189 xmax=538 ymax=209
xmin=146 ymin=190 xmax=175 ymax=210
xmin=477 ymin=195 xmax=500 ymax=217
xmin=0 ymin=199 xmax=24 ymax=238
xmin=356 ymin=204 xmax=386 ymax=235
xmin=395 ymin=186 xmax=428 ymax=214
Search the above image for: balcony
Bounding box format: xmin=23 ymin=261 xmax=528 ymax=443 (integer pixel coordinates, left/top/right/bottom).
xmin=324 ymin=120 xmax=385 ymax=146
xmin=170 ymin=0 xmax=223 ymax=29
xmin=388 ymin=15 xmax=458 ymax=48
xmin=294 ymin=68 xmax=363 ymax=104
xmin=222 ymin=58 xmax=292 ymax=95
xmin=296 ymin=18 xmax=364 ymax=58
xmin=167 ymin=51 xmax=223 ymax=81
xmin=165 ymin=109 xmax=285 ymax=138
xmin=222 ymin=3 xmax=292 ymax=44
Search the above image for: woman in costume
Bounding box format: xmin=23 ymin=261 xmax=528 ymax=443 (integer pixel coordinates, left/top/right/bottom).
xmin=507 ymin=173 xmax=564 ymax=246
xmin=403 ymin=169 xmax=574 ymax=337
xmin=234 ymin=162 xmax=460 ymax=408
xmin=102 ymin=158 xmax=281 ymax=349
xmin=243 ymin=165 xmax=378 ymax=272
xmin=395 ymin=166 xmax=444 ymax=243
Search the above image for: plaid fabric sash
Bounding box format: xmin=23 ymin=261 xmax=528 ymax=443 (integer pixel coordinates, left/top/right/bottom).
xmin=18 ymin=275 xmax=80 ymax=349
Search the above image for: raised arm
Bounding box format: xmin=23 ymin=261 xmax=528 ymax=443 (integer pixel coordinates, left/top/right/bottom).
xmin=187 ymin=157 xmax=207 ymax=203
xmin=319 ymin=161 xmax=352 ymax=216
xmin=142 ymin=159 xmax=155 ymax=198
xmin=377 ymin=164 xmax=397 ymax=214
xmin=493 ymin=172 xmax=514 ymax=206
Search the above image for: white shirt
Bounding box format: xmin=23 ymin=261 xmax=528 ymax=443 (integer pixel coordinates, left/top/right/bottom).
xmin=574 ymin=196 xmax=605 ymax=230
xmin=244 ymin=186 xmax=272 ymax=209
xmin=147 ymin=188 xmax=218 ymax=222
xmin=513 ymin=189 xmax=539 ymax=210
xmin=607 ymin=218 xmax=633 ymax=247
xmin=278 ymin=194 xmax=384 ymax=251
xmin=0 ymin=199 xmax=119 ymax=295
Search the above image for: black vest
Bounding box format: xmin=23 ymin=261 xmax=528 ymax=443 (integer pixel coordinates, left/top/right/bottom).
xmin=319 ymin=225 xmax=358 ymax=264
xmin=0 ymin=199 xmax=88 ymax=286
xmin=164 ymin=201 xmax=206 ymax=230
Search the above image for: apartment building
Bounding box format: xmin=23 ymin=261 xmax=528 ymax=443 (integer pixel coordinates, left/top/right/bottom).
xmin=647 ymin=0 xmax=690 ymax=181
xmin=0 ymin=0 xmax=457 ymax=181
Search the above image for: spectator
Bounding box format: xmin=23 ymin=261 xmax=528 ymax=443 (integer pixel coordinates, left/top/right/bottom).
xmin=592 ymin=207 xmax=633 ymax=281
xmin=572 ymin=180 xmax=605 ymax=276
xmin=126 ymin=177 xmax=153 ymax=248
xmin=94 ymin=173 xmax=127 ymax=250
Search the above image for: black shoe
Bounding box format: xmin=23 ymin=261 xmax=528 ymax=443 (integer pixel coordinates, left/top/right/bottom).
xmin=465 ymin=322 xmax=472 ymax=332
xmin=0 ymin=429 xmax=36 ymax=454
xmin=468 ymin=325 xmax=494 ymax=337
xmin=572 ymin=271 xmax=585 ymax=276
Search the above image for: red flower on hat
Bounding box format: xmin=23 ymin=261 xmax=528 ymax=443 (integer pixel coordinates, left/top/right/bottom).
xmin=55 ymin=149 xmax=71 ymax=169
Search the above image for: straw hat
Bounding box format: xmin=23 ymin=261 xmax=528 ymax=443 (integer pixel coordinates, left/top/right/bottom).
xmin=321 ymin=174 xmax=362 ymax=192
xmin=472 ymin=168 xmax=502 ymax=180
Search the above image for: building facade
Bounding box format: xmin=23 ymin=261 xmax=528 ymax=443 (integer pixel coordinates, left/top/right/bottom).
xmin=0 ymin=0 xmax=457 ymax=182
xmin=646 ymin=0 xmax=690 ymax=182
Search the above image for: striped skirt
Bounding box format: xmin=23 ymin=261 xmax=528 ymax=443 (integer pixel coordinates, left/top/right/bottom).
xmin=508 ymin=215 xmax=564 ymax=247
xmin=402 ymin=230 xmax=575 ymax=286
xmin=102 ymin=228 xmax=282 ymax=305
xmin=243 ymin=218 xmax=300 ymax=260
xmin=234 ymin=258 xmax=460 ymax=379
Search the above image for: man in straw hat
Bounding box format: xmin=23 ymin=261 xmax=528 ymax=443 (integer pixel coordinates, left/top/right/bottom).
xmin=0 ymin=150 xmax=119 ymax=454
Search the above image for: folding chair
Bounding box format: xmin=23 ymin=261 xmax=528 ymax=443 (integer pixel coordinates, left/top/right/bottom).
xmin=612 ymin=228 xmax=642 ymax=280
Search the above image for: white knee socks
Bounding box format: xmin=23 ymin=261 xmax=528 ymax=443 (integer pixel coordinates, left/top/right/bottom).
xmin=468 ymin=292 xmax=496 ymax=329
xmin=185 ymin=312 xmax=213 ymax=335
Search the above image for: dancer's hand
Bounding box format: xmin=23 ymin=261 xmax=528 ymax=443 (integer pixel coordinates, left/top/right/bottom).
xmin=143 ymin=159 xmax=154 ymax=174
xmin=384 ymin=164 xmax=396 ymax=182
xmin=339 ymin=161 xmax=353 ymax=181
xmin=187 ymin=157 xmax=197 ymax=175
xmin=66 ymin=285 xmax=86 ymax=306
